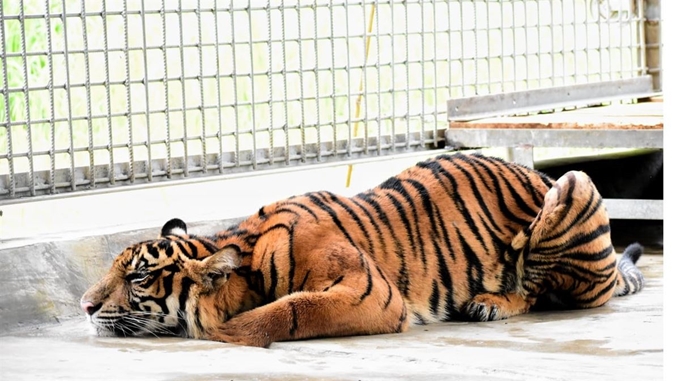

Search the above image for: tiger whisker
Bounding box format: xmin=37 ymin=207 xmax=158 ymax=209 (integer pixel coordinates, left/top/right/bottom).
xmin=120 ymin=317 xmax=164 ymax=338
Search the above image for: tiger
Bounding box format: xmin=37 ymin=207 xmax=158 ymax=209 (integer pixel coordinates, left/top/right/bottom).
xmin=80 ymin=152 xmax=645 ymax=347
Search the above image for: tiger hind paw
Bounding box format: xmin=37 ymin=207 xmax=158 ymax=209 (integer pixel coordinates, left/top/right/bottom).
xmin=464 ymin=300 xmax=503 ymax=322
xmin=463 ymin=292 xmax=532 ymax=322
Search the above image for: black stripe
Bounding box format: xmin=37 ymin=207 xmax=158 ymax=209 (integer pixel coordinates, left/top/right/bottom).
xmin=146 ymin=244 xmax=160 ymax=259
xmin=396 ymin=304 xmax=408 ymax=332
xmin=404 ymin=178 xmax=443 ymax=267
xmin=384 ymin=179 xmax=423 ymax=255
xmin=178 ymin=277 xmax=195 ymax=312
xmin=536 ymin=262 xmax=614 ymax=284
xmin=403 ymin=178 xmax=441 ymax=240
xmin=305 ymin=194 xmax=358 ymax=246
xmin=140 ymin=273 xmax=172 ymax=315
xmin=348 ymin=197 xmax=389 ymax=260
xmin=356 ymin=192 xmax=410 ymax=297
xmin=412 ymin=160 xmax=464 ymax=264
xmin=175 ymin=241 xmax=193 ymax=259
xmin=468 ymin=155 xmax=543 ymax=236
xmin=315 ymin=191 xmax=332 ymax=202
xmin=283 ymin=201 xmax=320 ymax=221
xmin=287 ymin=224 xmax=297 ymax=295
xmin=361 ymin=266 xmax=374 ymax=303
xmin=260 ymin=223 xmax=296 ymax=295
xmin=177 ymin=311 xmax=189 ymax=337
xmin=543 ymin=189 xmax=601 ymax=242
xmin=289 ymin=303 xmax=298 ymax=336
xmin=490 ymin=155 xmax=550 ymax=207
xmin=423 ymin=157 xmax=503 ymax=244
xmin=498 ymin=169 xmax=544 ymax=220
xmin=157 ymin=240 xmax=171 ymax=251
xmin=306 ymin=193 xmax=373 ymax=302
xmin=245 ymin=233 xmax=260 ymax=247
xmin=185 ymin=240 xmax=199 ymax=258
xmin=298 ymin=270 xmax=311 ymax=291
xmin=238 ymin=268 xmax=266 ymax=295
xmin=535 ymin=224 xmax=611 ymax=255
xmin=323 ymin=275 xmax=345 ymax=291
xmin=271 ymin=207 xmax=300 ymax=219
xmin=457 ymin=228 xmax=485 ymax=296
xmin=575 ymin=278 xmax=617 ymax=305
xmin=462 ymin=154 xmax=536 ymax=225
xmin=564 ymin=246 xmax=614 ymax=262
xmin=323 ymin=191 xmax=376 ymax=257
xmin=427 ymin=202 xmax=456 ymax=319
xmin=194 ymin=237 xmax=219 ymax=254
xmin=194 ymin=305 xmax=204 ymax=333
xmin=267 ymin=252 xmax=279 ymax=302
xmin=379 ymin=191 xmax=416 ymax=257
xmin=429 ymin=280 xmax=440 ymax=316
xmin=381 ymin=181 xmax=426 ymax=263
xmin=375 ymin=266 xmax=393 ymax=309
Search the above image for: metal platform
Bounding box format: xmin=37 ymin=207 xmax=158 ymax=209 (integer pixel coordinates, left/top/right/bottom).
xmin=446 ymin=97 xmax=663 ymax=220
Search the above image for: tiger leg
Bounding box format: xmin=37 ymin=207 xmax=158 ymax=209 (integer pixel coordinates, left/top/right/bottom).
xmin=463 ymin=292 xmax=536 ymax=322
xmin=207 ymin=273 xmax=408 ymax=348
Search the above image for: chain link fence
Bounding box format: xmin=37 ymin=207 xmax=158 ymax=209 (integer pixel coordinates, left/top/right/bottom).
xmin=1 ymin=0 xmax=657 ymax=202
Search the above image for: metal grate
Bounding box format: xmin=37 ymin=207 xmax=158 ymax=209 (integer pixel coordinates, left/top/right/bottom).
xmin=0 ymin=0 xmax=654 ymax=202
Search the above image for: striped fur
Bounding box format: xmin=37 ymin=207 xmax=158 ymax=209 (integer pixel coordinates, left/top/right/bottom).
xmin=80 ymin=153 xmax=645 ymax=347
xmin=502 ymin=170 xmax=645 ymax=312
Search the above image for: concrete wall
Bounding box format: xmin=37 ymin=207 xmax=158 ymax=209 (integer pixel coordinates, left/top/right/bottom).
xmin=0 ymin=217 xmax=243 ymax=334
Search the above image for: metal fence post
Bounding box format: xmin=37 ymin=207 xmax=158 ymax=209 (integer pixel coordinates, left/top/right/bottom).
xmin=644 ymin=0 xmax=662 ymax=91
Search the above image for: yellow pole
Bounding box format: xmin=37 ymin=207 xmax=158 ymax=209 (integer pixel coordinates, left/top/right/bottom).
xmin=345 ymin=3 xmax=377 ymax=188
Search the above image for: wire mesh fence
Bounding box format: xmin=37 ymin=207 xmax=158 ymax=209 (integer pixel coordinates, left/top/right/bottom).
xmin=0 ymin=0 xmax=655 ymax=201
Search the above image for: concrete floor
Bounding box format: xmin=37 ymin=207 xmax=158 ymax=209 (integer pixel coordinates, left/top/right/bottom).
xmin=0 ymin=254 xmax=663 ymax=381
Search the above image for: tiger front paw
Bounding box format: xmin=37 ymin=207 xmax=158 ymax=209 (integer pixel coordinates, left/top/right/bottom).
xmin=206 ymin=314 xmax=275 ymax=348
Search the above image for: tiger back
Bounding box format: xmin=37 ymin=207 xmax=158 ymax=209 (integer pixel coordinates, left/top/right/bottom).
xmin=80 ymin=153 xmax=645 ymax=347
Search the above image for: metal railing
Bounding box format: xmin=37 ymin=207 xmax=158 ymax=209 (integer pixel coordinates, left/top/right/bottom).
xmin=0 ymin=0 xmax=658 ymax=202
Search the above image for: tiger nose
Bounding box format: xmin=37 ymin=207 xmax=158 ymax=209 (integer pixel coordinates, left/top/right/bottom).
xmin=80 ymin=300 xmax=98 ymax=316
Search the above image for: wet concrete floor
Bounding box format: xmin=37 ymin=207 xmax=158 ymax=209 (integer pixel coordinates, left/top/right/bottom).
xmin=0 ymin=254 xmax=663 ymax=381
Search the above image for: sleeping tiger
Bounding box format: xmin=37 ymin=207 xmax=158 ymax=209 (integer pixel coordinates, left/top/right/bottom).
xmin=80 ymin=153 xmax=644 ymax=347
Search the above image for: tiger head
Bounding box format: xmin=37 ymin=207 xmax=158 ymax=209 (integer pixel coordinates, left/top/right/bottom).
xmin=79 ymin=218 xmax=259 ymax=339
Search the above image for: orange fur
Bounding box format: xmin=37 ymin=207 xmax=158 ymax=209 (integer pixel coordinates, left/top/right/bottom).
xmin=80 ymin=154 xmax=644 ymax=347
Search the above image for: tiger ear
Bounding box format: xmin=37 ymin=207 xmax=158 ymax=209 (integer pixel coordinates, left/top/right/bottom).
xmin=200 ymin=245 xmax=242 ymax=289
xmin=161 ymin=218 xmax=188 ymax=237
